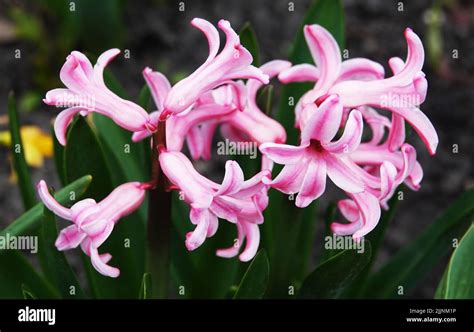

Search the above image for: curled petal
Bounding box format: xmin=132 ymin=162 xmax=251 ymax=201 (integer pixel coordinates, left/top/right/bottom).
xmin=278 ymin=64 xmax=319 ymax=83
xmin=239 ymin=222 xmax=260 ymax=262
xmin=216 ymin=222 xmax=243 ymax=258
xmin=143 ymin=67 xmax=171 ymax=111
xmin=337 ymin=199 xmax=359 ymax=222
xmin=337 ymin=58 xmax=385 ymax=82
xmin=54 ymin=107 xmax=86 ymax=146
xmin=88 ymin=244 xmax=120 ymax=278
xmin=351 ymin=192 xmax=381 ymax=240
xmin=191 ymin=18 xmax=220 ymax=66
xmin=300 ymin=95 xmax=343 ymax=144
xmin=304 ymin=24 xmax=341 ymax=91
xmin=37 ymin=180 xmax=71 ymax=219
xmin=379 ymin=161 xmax=398 ymax=209
xmin=215 ymin=160 xmax=244 ymax=196
xmin=322 ymin=110 xmax=363 ymax=154
xmin=186 ymin=208 xmax=211 ymax=251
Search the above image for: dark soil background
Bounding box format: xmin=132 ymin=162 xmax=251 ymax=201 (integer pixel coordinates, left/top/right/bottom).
xmin=0 ymin=0 xmax=473 ymax=298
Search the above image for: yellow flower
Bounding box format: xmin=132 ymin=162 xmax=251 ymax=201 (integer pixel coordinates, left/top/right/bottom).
xmin=0 ymin=126 xmax=53 ymax=182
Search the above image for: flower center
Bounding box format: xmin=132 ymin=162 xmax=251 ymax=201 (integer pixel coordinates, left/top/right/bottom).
xmin=309 ymin=139 xmax=324 ymax=152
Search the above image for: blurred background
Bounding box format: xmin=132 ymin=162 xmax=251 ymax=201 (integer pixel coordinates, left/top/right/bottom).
xmin=0 ymin=0 xmax=472 ymax=298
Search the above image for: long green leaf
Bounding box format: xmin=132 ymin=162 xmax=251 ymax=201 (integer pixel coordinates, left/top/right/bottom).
xmin=437 ymin=224 xmax=474 ymax=299
xmin=7 ymin=91 xmax=36 ymax=210
xmin=0 ymin=251 xmax=58 ymax=299
xmin=298 ymin=240 xmax=371 ymax=299
xmin=39 ymin=204 xmax=85 ymax=298
xmin=239 ymin=22 xmax=260 ymax=66
xmin=139 ymin=273 xmax=152 ymax=299
xmin=233 ymin=250 xmax=269 ymax=299
xmin=366 ymin=188 xmax=474 ymax=298
xmin=0 ymin=175 xmax=92 ymax=238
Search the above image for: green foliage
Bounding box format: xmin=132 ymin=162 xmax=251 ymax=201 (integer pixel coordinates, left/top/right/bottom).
xmin=233 ymin=250 xmax=270 ymax=299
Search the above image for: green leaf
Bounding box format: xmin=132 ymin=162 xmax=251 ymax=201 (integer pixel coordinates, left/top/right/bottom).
xmin=8 ymin=91 xmax=36 ymax=210
xmin=0 ymin=175 xmax=92 ymax=238
xmin=139 ymin=273 xmax=152 ymax=299
xmin=233 ymin=250 xmax=269 ymax=299
xmin=298 ymin=240 xmax=371 ymax=299
xmin=138 ymin=84 xmax=152 ymax=110
xmin=366 ymin=188 xmax=474 ymax=298
xmin=22 ymin=284 xmax=36 ymax=299
xmin=239 ymin=22 xmax=260 ymax=66
xmin=38 ymin=204 xmax=85 ymax=298
xmin=0 ymin=251 xmax=58 ymax=299
xmin=64 ymin=117 xmax=144 ymax=298
xmin=438 ymin=224 xmax=474 ymax=299
xmin=52 ymin=127 xmax=66 ymax=184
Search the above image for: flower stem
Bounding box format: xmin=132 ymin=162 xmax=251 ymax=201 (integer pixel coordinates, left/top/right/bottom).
xmin=147 ymin=121 xmax=171 ymax=299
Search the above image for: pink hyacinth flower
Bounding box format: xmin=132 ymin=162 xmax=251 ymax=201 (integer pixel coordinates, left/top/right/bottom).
xmin=260 ymin=95 xmax=372 ymax=209
xmin=159 ymin=150 xmax=270 ymax=261
xmin=160 ymin=18 xmax=269 ymax=118
xmin=44 ymin=49 xmax=156 ymax=145
xmin=134 ymin=60 xmax=289 ymax=161
xmin=37 ymin=181 xmax=146 ymax=277
xmin=279 ymin=24 xmax=438 ymax=155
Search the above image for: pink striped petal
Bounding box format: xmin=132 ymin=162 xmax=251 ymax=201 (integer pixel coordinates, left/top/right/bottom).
xmin=143 ymin=67 xmax=171 ymax=110
xmin=304 ymin=24 xmax=341 ymax=91
xmin=55 ymin=225 xmax=86 ymax=250
xmin=337 ymin=58 xmax=385 ymax=82
xmin=295 ymin=159 xmax=327 ymax=208
xmin=259 ymin=142 xmax=306 ymax=164
xmin=278 ymin=64 xmax=319 ymax=83
xmin=239 ymin=222 xmax=260 ymax=262
xmin=322 ymin=110 xmax=363 ymax=154
xmin=379 ymin=161 xmax=398 ymax=210
xmin=216 ymin=222 xmax=243 ymax=258
xmin=324 ymin=153 xmax=364 ymax=193
xmin=301 ymin=95 xmax=343 ymax=144
xmin=351 ymin=192 xmax=381 ymax=240
xmin=186 ymin=208 xmax=211 ymax=251
xmin=215 ymin=160 xmax=244 ymax=196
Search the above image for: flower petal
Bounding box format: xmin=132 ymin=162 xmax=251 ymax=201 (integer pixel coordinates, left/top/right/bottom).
xmin=37 ymin=180 xmax=72 ymax=219
xmin=259 ymin=142 xmax=306 ymax=164
xmin=295 ymin=159 xmax=327 ymax=208
xmin=143 ymin=67 xmax=171 ymax=111
xmin=322 ymin=109 xmax=363 ymax=154
xmin=55 ymin=225 xmax=86 ymax=250
xmin=301 ymin=95 xmax=343 ymax=144
xmin=304 ymin=24 xmax=341 ymax=91
xmin=239 ymin=222 xmax=260 ymax=262
xmin=278 ymin=64 xmax=319 ymax=83
xmin=325 ymin=153 xmax=364 ymax=193
xmin=186 ymin=208 xmax=210 ymax=251
xmin=54 ymin=107 xmax=86 ymax=146
xmin=215 ymin=160 xmax=244 ymax=196
xmin=89 ymin=244 xmax=120 ymax=278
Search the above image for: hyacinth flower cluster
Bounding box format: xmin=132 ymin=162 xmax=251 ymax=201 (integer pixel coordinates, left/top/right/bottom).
xmin=38 ymin=18 xmax=438 ymax=278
